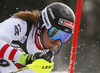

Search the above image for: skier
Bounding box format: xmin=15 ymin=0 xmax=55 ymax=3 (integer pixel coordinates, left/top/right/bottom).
xmin=0 ymin=2 xmax=75 ymax=73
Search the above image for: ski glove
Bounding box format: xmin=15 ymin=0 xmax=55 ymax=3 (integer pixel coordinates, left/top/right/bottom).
xmin=19 ymin=52 xmax=52 ymax=65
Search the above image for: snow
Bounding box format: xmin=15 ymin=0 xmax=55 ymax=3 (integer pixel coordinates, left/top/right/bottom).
xmin=50 ymin=71 xmax=68 ymax=73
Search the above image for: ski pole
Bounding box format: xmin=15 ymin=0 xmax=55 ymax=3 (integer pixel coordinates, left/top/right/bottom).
xmin=10 ymin=63 xmax=33 ymax=73
xmin=68 ymin=0 xmax=83 ymax=73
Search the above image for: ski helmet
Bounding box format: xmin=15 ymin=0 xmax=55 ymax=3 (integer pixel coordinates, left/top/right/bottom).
xmin=38 ymin=2 xmax=75 ymax=43
xmin=41 ymin=2 xmax=75 ymax=33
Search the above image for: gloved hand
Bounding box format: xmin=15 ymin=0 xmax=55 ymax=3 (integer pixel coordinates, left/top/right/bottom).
xmin=27 ymin=59 xmax=54 ymax=73
xmin=19 ymin=52 xmax=54 ymax=73
xmin=19 ymin=52 xmax=52 ymax=65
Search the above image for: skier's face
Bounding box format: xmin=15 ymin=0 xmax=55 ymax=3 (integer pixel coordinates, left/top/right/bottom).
xmin=41 ymin=28 xmax=61 ymax=50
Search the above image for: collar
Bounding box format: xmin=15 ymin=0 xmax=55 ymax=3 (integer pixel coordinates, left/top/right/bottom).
xmin=34 ymin=29 xmax=43 ymax=50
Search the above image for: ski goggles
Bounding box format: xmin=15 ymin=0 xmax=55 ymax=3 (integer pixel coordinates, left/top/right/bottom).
xmin=48 ymin=27 xmax=72 ymax=43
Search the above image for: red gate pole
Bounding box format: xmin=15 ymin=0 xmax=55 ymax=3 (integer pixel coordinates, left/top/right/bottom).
xmin=68 ymin=0 xmax=83 ymax=73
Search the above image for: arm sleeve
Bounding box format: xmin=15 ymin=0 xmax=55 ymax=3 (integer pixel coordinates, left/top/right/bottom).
xmin=0 ymin=18 xmax=27 ymax=62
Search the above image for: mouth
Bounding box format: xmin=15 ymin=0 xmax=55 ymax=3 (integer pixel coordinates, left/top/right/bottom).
xmin=51 ymin=43 xmax=60 ymax=49
xmin=51 ymin=42 xmax=58 ymax=47
xmin=48 ymin=40 xmax=61 ymax=50
xmin=52 ymin=41 xmax=61 ymax=46
xmin=48 ymin=44 xmax=57 ymax=50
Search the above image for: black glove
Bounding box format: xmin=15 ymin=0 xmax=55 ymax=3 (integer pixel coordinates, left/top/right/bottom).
xmin=19 ymin=51 xmax=53 ymax=65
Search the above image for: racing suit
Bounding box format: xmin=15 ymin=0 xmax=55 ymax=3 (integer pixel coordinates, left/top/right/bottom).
xmin=0 ymin=17 xmax=53 ymax=73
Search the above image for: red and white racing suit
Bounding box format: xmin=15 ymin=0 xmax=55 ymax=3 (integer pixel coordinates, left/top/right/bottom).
xmin=0 ymin=18 xmax=53 ymax=73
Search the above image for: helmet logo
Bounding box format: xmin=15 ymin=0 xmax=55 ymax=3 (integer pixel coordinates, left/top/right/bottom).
xmin=43 ymin=12 xmax=49 ymax=27
xmin=58 ymin=18 xmax=74 ymax=29
xmin=48 ymin=8 xmax=55 ymax=20
xmin=64 ymin=20 xmax=74 ymax=29
xmin=64 ymin=29 xmax=69 ymax=32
